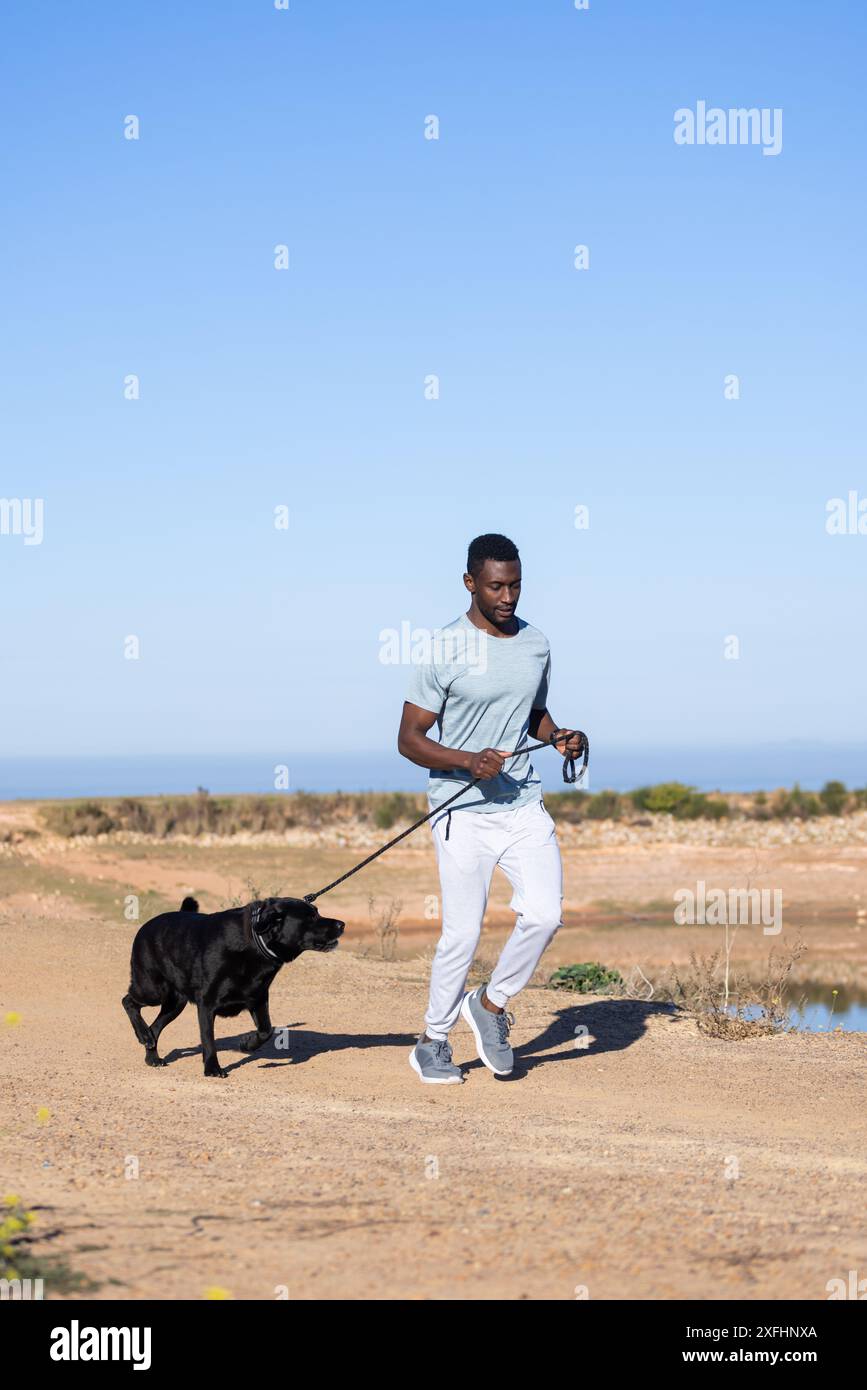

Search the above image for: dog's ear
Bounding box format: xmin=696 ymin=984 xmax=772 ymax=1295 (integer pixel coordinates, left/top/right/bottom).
xmin=251 ymin=898 xmax=309 ymax=960
xmin=255 ymin=898 xmax=309 ymax=937
xmin=253 ymin=898 xmax=284 ymax=933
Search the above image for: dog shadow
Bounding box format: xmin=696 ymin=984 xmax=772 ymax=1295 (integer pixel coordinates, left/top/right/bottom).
xmin=162 ymin=1024 xmax=419 ymax=1073
xmin=161 ymin=998 xmax=676 ymax=1077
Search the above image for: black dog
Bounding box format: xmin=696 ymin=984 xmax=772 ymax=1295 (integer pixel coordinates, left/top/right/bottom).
xmin=122 ymin=896 xmax=344 ymax=1077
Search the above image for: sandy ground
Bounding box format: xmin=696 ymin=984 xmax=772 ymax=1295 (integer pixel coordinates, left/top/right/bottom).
xmin=2 ymin=808 xmax=866 ymax=1300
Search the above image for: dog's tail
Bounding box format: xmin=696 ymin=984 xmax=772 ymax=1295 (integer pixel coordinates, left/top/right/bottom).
xmin=180 ymin=896 xmax=199 ymax=913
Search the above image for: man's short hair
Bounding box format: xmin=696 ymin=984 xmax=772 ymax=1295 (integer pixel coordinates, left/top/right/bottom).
xmin=466 ymin=533 xmax=520 ymax=578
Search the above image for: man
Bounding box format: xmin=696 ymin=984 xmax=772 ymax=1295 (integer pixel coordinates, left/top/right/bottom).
xmin=398 ymin=533 xmax=583 ymax=1084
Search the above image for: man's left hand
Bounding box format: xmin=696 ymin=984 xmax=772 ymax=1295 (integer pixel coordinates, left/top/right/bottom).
xmin=550 ymin=728 xmax=585 ymax=758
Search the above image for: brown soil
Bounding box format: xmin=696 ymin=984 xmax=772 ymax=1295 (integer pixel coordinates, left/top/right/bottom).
xmin=1 ymin=806 xmax=866 ymax=1300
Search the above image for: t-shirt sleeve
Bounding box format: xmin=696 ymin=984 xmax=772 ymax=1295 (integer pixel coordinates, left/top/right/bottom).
xmin=532 ymin=651 xmax=551 ymax=710
xmin=406 ymin=657 xmax=448 ymax=716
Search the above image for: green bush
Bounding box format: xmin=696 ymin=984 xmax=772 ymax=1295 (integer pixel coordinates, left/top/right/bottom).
xmin=819 ymin=780 xmax=848 ymax=816
xmin=627 ymin=784 xmax=731 ymax=820
xmin=677 ymin=792 xmax=729 ymax=820
xmin=585 ymin=790 xmax=622 ymax=820
xmin=631 ymin=782 xmax=692 ymax=816
xmin=548 ymin=962 xmax=624 ymax=994
xmin=771 ymin=783 xmax=821 ymax=819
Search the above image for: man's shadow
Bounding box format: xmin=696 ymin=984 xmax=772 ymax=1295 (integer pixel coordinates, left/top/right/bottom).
xmin=466 ymin=997 xmax=679 ymax=1080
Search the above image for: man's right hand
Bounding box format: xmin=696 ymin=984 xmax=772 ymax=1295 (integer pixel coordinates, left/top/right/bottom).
xmin=467 ymin=747 xmax=507 ymax=780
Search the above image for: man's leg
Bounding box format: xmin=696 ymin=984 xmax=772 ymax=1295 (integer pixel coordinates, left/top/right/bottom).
xmin=425 ymin=810 xmax=497 ymax=1040
xmin=486 ymin=801 xmax=563 ymax=1008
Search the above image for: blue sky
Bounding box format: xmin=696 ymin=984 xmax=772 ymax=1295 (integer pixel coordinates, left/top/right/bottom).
xmin=2 ymin=0 xmax=865 ymax=771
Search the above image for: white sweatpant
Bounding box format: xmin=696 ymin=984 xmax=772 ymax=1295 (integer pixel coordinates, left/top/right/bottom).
xmin=425 ymin=798 xmax=564 ymax=1040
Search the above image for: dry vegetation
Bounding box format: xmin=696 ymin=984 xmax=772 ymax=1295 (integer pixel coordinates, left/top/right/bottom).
xmin=33 ymin=788 xmax=427 ymax=840
xmin=661 ymin=941 xmax=808 ymax=1038
xmin=25 ymin=780 xmax=867 ymax=843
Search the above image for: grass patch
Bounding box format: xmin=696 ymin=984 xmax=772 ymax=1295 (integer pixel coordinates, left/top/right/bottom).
xmin=0 ymin=1197 xmax=100 ymax=1295
xmin=548 ymin=962 xmax=625 ymax=994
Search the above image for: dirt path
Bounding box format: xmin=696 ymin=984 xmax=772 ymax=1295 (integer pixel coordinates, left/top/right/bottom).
xmin=2 ymin=898 xmax=864 ymax=1301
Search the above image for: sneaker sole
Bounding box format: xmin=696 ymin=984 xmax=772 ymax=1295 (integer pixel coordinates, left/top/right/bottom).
xmin=459 ymin=993 xmax=513 ymax=1075
xmin=408 ymin=1047 xmax=464 ymax=1085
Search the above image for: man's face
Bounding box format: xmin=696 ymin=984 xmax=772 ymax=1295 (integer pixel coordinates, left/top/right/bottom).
xmin=464 ymin=559 xmax=522 ymax=626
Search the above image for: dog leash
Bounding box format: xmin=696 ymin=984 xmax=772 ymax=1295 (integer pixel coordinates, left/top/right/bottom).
xmin=303 ymin=730 xmax=589 ymax=904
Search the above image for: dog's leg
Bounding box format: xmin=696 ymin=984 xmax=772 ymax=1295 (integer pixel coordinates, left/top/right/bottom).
xmin=238 ymin=995 xmax=273 ymax=1053
xmin=145 ymin=994 xmax=185 ymax=1068
xmin=123 ymin=993 xmax=155 ymax=1050
xmin=197 ymin=1001 xmax=227 ymax=1078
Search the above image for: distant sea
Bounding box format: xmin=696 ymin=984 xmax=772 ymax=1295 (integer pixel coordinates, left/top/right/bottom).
xmin=3 ymin=748 xmax=867 ymax=801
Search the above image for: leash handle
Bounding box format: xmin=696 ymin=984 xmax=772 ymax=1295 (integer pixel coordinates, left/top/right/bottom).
xmin=304 ymin=730 xmax=588 ymax=904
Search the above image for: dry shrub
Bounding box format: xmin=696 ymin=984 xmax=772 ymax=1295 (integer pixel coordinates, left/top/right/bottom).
xmin=222 ymin=877 xmax=285 ymax=909
xmin=39 ymin=790 xmax=429 ymax=839
xmin=367 ymin=895 xmax=402 ymax=961
xmin=663 ymin=940 xmax=806 ymax=1038
xmin=467 ymin=954 xmax=500 ymax=986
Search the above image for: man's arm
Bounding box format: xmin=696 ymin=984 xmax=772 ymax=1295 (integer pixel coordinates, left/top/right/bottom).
xmin=397 ymin=702 xmax=508 ymax=781
xmin=529 ymin=707 xmax=585 ymax=760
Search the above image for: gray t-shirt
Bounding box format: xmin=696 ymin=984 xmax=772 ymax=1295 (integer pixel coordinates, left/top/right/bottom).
xmin=405 ymin=613 xmax=551 ymax=812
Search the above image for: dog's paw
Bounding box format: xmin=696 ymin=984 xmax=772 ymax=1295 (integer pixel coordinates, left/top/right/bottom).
xmin=238 ymin=1030 xmax=269 ymax=1053
xmin=145 ymin=1050 xmax=167 ymax=1067
xmin=204 ymin=1062 xmax=229 ymax=1079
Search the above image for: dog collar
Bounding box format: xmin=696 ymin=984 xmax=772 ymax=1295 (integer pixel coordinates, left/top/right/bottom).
xmin=248 ymin=904 xmax=280 ymax=961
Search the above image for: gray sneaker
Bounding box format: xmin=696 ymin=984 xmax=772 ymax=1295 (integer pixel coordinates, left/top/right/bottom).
xmin=408 ymin=1036 xmax=464 ymax=1085
xmin=460 ymin=986 xmax=515 ymax=1075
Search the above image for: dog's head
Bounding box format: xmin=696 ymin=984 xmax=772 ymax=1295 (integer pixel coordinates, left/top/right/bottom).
xmin=249 ymin=897 xmax=344 ymax=963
